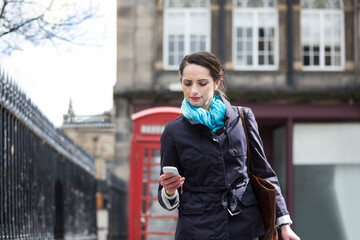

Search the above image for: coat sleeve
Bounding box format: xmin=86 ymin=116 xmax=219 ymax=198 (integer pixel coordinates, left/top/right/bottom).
xmin=157 ymin=122 xmax=182 ymax=210
xmin=242 ymin=107 xmax=290 ymax=219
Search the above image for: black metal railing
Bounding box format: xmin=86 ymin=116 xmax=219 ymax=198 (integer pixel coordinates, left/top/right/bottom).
xmin=0 ymin=71 xmax=97 ymax=239
xmin=107 ymin=173 xmax=128 ymax=240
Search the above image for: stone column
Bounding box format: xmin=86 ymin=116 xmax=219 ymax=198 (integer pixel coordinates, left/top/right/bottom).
xmin=114 ymin=0 xmax=135 ymax=182
xmin=114 ymin=0 xmax=156 ymax=181
xmin=114 ymin=96 xmax=131 ymax=181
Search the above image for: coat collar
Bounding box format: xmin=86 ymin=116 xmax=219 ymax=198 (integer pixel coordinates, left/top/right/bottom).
xmin=221 ymin=95 xmax=239 ymax=127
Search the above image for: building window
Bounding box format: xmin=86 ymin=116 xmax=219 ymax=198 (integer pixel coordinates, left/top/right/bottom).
xmin=163 ymin=0 xmax=211 ymax=70
xmin=232 ymin=0 xmax=279 ymax=70
xmin=301 ymin=0 xmax=344 ymax=71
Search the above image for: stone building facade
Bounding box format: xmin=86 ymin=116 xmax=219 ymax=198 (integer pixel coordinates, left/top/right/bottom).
xmin=61 ymin=101 xmax=115 ymax=180
xmin=61 ymin=102 xmax=129 ymax=240
xmin=115 ymin=0 xmax=360 ymax=239
xmin=115 ymin=0 xmax=360 ymax=179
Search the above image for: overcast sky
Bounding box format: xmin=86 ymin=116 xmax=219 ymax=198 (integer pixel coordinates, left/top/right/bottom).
xmin=1 ymin=0 xmax=116 ymax=127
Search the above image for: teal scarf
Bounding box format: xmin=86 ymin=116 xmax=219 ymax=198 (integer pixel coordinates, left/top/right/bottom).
xmin=181 ymin=94 xmax=226 ymax=134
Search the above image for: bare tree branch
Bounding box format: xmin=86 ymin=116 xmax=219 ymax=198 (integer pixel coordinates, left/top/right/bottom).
xmin=0 ymin=0 xmax=8 ymax=19
xmin=0 ymin=0 xmax=99 ymax=54
xmin=0 ymin=14 xmax=43 ymax=38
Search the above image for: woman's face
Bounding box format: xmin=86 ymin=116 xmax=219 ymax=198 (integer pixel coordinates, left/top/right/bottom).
xmin=181 ymin=64 xmax=220 ymax=110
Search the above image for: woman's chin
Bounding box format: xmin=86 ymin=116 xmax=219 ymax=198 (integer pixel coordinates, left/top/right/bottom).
xmin=188 ymin=100 xmax=200 ymax=107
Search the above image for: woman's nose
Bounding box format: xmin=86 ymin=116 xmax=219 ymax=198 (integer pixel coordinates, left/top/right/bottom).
xmin=191 ymin=85 xmax=199 ymax=94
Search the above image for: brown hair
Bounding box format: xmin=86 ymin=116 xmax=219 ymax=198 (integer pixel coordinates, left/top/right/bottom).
xmin=179 ymin=51 xmax=227 ymax=97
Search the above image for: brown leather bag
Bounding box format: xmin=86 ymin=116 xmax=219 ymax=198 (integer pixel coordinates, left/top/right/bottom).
xmin=238 ymin=107 xmax=278 ymax=240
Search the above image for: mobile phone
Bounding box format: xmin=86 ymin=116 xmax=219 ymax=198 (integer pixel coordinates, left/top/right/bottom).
xmin=162 ymin=166 xmax=179 ymax=176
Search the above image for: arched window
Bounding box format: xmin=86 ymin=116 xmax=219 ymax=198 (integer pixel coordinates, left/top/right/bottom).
xmin=232 ymin=0 xmax=279 ymax=70
xmin=301 ymin=0 xmax=344 ymax=70
xmin=163 ymin=0 xmax=211 ymax=70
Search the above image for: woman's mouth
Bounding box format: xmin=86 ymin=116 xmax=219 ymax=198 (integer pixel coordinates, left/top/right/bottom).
xmin=190 ymin=97 xmax=201 ymax=101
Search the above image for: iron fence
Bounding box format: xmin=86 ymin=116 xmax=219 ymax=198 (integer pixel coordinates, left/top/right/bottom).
xmin=0 ymin=72 xmax=97 ymax=239
xmin=107 ymin=174 xmax=127 ymax=240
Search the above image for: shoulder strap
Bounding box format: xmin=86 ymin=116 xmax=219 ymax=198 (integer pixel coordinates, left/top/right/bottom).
xmin=237 ymin=106 xmax=255 ymax=175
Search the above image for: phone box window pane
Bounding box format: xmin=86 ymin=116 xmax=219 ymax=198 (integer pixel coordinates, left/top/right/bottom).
xmin=150 ymin=166 xmax=160 ymax=180
xmin=149 ymin=183 xmax=159 ymax=197
xmin=142 ymin=200 xmax=147 ymax=215
xmin=143 ymin=166 xmax=148 ymax=181
xmin=142 ymin=183 xmax=148 ymax=197
xmin=144 ymin=149 xmax=148 ymax=163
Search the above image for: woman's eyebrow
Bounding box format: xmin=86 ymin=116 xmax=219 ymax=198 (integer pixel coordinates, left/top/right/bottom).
xmin=182 ymin=78 xmax=209 ymax=81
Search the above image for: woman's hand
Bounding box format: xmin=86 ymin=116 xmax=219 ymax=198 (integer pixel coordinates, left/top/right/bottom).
xmin=281 ymin=224 xmax=300 ymax=240
xmin=160 ymin=173 xmax=185 ymax=196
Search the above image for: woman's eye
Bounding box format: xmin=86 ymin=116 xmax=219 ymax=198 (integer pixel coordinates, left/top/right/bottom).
xmin=199 ymin=82 xmax=208 ymax=86
xmin=184 ymin=82 xmax=191 ymax=86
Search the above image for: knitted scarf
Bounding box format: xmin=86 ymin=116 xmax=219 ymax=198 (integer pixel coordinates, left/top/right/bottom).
xmin=181 ymin=94 xmax=226 ymax=134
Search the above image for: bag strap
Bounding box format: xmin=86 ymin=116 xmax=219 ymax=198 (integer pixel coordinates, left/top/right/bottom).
xmin=237 ymin=106 xmax=255 ymax=175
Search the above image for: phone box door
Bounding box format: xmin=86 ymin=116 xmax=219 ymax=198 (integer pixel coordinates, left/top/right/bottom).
xmin=129 ymin=107 xmax=181 ymax=240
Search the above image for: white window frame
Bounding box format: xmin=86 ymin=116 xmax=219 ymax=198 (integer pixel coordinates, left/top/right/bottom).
xmin=232 ymin=4 xmax=279 ymax=71
xmin=301 ymin=3 xmax=345 ymax=71
xmin=163 ymin=4 xmax=211 ymax=70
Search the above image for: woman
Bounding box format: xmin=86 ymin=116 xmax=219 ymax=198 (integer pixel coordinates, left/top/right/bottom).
xmin=158 ymin=51 xmax=300 ymax=240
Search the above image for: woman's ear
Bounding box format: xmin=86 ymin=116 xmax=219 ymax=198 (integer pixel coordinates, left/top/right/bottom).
xmin=214 ymin=78 xmax=221 ymax=90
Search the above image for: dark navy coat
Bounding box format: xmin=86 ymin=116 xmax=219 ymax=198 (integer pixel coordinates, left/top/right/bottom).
xmin=158 ymin=97 xmax=289 ymax=240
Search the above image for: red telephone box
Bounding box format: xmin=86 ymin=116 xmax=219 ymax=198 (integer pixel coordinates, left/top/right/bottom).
xmin=129 ymin=107 xmax=181 ymax=240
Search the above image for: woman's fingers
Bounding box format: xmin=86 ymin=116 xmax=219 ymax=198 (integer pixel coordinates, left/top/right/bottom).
xmin=159 ymin=173 xmax=177 ymax=181
xmin=160 ymin=174 xmax=185 ymax=193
